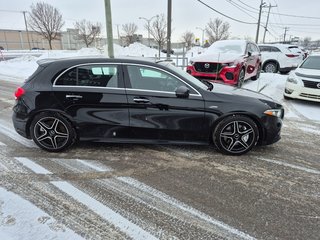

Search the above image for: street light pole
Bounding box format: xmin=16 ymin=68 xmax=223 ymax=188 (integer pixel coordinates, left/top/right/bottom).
xmin=196 ymin=27 xmax=205 ymax=46
xmin=139 ymin=15 xmax=158 ymax=47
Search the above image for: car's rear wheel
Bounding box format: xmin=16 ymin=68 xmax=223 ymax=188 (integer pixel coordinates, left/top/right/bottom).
xmin=263 ymin=62 xmax=278 ymax=73
xmin=30 ymin=112 xmax=76 ymax=152
xmin=237 ymin=69 xmax=245 ymax=88
xmin=213 ymin=115 xmax=259 ymax=155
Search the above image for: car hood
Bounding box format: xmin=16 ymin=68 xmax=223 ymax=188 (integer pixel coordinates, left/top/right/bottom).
xmin=210 ymin=83 xmax=278 ymax=104
xmin=191 ymin=53 xmax=243 ymax=63
xmin=295 ymin=67 xmax=320 ymax=77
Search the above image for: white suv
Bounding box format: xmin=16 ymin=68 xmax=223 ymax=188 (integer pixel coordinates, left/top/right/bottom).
xmin=259 ymin=44 xmax=304 ymax=74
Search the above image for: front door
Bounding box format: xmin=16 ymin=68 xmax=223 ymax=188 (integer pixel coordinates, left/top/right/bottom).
xmin=123 ymin=64 xmax=206 ymax=143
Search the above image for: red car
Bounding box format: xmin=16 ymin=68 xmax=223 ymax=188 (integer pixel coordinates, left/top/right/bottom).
xmin=187 ymin=40 xmax=261 ymax=87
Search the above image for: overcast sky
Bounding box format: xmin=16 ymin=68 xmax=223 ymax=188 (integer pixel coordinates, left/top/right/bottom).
xmin=1 ymin=0 xmax=320 ymax=43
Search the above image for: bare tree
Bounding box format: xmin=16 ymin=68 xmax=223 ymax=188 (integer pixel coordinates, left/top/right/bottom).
xmin=28 ymin=2 xmax=64 ymax=49
xmin=74 ymin=20 xmax=101 ymax=47
xmin=122 ymin=23 xmax=138 ymax=46
xmin=205 ymin=18 xmax=230 ymax=44
xmin=181 ymin=31 xmax=195 ymax=50
xmin=302 ymin=37 xmax=312 ymax=48
xmin=148 ymin=14 xmax=167 ymax=57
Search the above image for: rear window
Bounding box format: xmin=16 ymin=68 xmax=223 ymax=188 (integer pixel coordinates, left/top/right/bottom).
xmin=300 ymin=56 xmax=320 ymax=70
xmin=55 ymin=65 xmax=119 ymax=88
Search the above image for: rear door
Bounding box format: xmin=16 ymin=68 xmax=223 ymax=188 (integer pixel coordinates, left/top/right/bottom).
xmin=52 ymin=63 xmax=130 ymax=140
xmin=123 ymin=64 xmax=206 ymax=143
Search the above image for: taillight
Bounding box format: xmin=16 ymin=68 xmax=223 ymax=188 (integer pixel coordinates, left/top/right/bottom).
xmin=286 ymin=54 xmax=298 ymax=58
xmin=14 ymin=87 xmax=25 ymax=100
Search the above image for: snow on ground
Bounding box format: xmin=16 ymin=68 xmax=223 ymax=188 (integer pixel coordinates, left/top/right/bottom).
xmin=0 ymin=43 xmax=319 ymax=122
xmin=0 ymin=187 xmax=82 ymax=240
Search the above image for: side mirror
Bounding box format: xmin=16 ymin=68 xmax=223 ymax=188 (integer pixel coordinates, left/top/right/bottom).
xmin=175 ymin=85 xmax=190 ymax=98
xmin=247 ymin=51 xmax=252 ymax=57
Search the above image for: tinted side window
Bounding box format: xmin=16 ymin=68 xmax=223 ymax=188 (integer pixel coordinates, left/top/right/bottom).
xmin=55 ymin=65 xmax=119 ymax=88
xmin=259 ymin=46 xmax=270 ymax=52
xmin=127 ymin=65 xmax=196 ymax=94
xmin=270 ymin=47 xmax=280 ymax=52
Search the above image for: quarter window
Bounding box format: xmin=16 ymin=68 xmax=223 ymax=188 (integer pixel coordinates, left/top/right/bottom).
xmin=55 ymin=65 xmax=119 ymax=88
xmin=127 ymin=65 xmax=195 ymax=93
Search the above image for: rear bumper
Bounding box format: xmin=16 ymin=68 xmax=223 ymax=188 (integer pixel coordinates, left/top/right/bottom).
xmin=12 ymin=112 xmax=30 ymax=139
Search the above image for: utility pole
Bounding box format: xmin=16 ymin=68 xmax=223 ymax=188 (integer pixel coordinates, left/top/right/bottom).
xmin=255 ymin=0 xmax=266 ymax=44
xmin=283 ymin=27 xmax=289 ymax=43
xmin=166 ymin=0 xmax=172 ymax=59
xmin=22 ymin=11 xmax=31 ymax=49
xmin=104 ymin=0 xmax=114 ymax=58
xmin=262 ymin=4 xmax=277 ymax=43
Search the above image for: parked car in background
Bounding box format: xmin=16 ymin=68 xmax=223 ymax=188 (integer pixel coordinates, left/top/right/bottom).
xmin=187 ymin=40 xmax=261 ymax=87
xmin=284 ymin=55 xmax=320 ymax=102
xmin=287 ymin=45 xmax=308 ymax=59
xmin=12 ymin=57 xmax=284 ymax=155
xmin=259 ymin=44 xmax=303 ymax=74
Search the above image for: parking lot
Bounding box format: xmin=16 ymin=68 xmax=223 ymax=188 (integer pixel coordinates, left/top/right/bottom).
xmin=0 ymin=79 xmax=320 ymax=239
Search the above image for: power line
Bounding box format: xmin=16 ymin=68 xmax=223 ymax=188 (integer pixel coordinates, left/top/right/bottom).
xmin=196 ymin=0 xmax=256 ymax=25
xmin=270 ymin=11 xmax=320 ymax=20
xmin=236 ymin=0 xmax=260 ymax=11
xmin=224 ymin=0 xmax=257 ymax=20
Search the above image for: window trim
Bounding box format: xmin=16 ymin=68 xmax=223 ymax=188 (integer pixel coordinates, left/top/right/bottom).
xmin=52 ymin=62 xmax=202 ymax=97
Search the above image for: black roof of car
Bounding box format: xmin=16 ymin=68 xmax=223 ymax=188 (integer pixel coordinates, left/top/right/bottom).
xmin=36 ymin=57 xmax=158 ymax=67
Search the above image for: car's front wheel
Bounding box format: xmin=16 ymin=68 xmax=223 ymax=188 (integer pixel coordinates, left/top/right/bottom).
xmin=30 ymin=112 xmax=76 ymax=152
xmin=213 ymin=115 xmax=259 ymax=155
xmin=237 ymin=69 xmax=245 ymax=88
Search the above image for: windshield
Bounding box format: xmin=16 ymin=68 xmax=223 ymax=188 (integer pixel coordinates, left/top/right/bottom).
xmin=161 ymin=63 xmax=208 ymax=90
xmin=206 ymin=40 xmax=246 ymax=54
xmin=300 ymin=56 xmax=320 ymax=70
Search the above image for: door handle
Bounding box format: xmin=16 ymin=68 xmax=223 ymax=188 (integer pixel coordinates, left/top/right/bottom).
xmin=66 ymin=94 xmax=83 ymax=99
xmin=133 ymin=97 xmax=150 ymax=103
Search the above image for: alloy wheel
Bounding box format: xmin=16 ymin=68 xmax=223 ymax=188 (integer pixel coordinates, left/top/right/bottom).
xmin=33 ymin=117 xmax=69 ymax=150
xmin=219 ymin=120 xmax=255 ymax=154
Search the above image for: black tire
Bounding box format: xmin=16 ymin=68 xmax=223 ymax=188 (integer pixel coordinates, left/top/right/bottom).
xmin=30 ymin=112 xmax=76 ymax=152
xmin=283 ymin=94 xmax=292 ymax=100
xmin=251 ymin=65 xmax=261 ymax=80
xmin=237 ymin=69 xmax=245 ymax=88
xmin=213 ymin=115 xmax=259 ymax=155
xmin=279 ymin=70 xmax=290 ymax=75
xmin=263 ymin=62 xmax=278 ymax=73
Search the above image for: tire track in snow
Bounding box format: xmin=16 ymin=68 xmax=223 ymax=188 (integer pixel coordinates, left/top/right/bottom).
xmin=15 ymin=157 xmax=158 ymax=240
xmin=47 ymin=157 xmax=256 ymax=240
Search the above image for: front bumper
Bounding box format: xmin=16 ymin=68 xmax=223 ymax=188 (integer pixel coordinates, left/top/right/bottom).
xmin=260 ymin=114 xmax=283 ymax=145
xmin=284 ymin=81 xmax=320 ymax=102
xmin=186 ymin=65 xmax=240 ymax=86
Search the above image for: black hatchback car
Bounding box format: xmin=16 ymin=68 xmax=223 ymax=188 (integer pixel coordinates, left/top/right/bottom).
xmin=12 ymin=58 xmax=284 ymax=155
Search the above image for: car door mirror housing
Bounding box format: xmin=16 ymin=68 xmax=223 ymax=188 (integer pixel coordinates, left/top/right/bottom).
xmin=175 ymin=86 xmax=190 ymax=98
xmin=247 ymin=51 xmax=252 ymax=57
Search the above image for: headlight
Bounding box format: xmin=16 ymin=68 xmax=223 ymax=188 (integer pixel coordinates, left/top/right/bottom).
xmin=221 ymin=62 xmax=237 ymax=68
xmin=287 ymin=73 xmax=298 ymax=84
xmin=264 ymin=109 xmax=283 ymax=118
